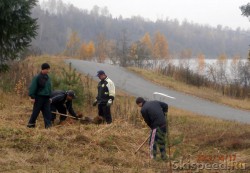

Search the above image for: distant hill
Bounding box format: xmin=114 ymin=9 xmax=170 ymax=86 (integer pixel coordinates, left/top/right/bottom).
xmin=31 ymin=0 xmax=250 ymax=58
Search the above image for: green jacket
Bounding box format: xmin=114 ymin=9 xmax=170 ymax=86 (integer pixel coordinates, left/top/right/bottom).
xmin=29 ymin=73 xmax=52 ymax=99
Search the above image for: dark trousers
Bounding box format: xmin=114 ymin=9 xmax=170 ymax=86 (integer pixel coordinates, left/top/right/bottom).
xmin=28 ymin=96 xmax=52 ymax=128
xmin=150 ymin=126 xmax=167 ymax=160
xmin=98 ymin=104 xmax=112 ymax=124
xmin=51 ymin=104 xmax=67 ymax=122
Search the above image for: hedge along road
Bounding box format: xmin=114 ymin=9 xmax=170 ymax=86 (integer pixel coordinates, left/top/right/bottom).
xmin=66 ymin=59 xmax=250 ymax=124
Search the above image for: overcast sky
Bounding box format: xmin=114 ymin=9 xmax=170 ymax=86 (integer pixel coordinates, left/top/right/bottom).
xmin=42 ymin=0 xmax=250 ymax=30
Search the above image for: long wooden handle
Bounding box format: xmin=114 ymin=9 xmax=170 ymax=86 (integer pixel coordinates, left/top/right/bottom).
xmin=134 ymin=134 xmax=151 ymax=154
xmin=51 ymin=111 xmax=83 ymax=120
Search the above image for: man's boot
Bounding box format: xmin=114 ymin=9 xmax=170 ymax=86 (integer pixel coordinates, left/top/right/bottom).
xmin=27 ymin=123 xmax=35 ymax=128
xmin=161 ymin=152 xmax=167 ymax=161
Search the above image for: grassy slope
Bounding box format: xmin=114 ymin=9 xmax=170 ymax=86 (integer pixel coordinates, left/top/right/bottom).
xmin=128 ymin=67 xmax=250 ymax=111
xmin=0 ymin=56 xmax=249 ymax=172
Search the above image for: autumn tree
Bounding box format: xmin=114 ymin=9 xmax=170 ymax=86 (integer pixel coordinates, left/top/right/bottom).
xmin=129 ymin=41 xmax=150 ymax=67
xmin=64 ymin=31 xmax=81 ymax=57
xmin=140 ymin=32 xmax=153 ymax=57
xmin=79 ymin=41 xmax=95 ymax=60
xmin=79 ymin=42 xmax=87 ymax=59
xmin=129 ymin=42 xmax=138 ymax=60
xmin=216 ymin=54 xmax=229 ymax=94
xmin=85 ymin=41 xmax=95 ymax=59
xmin=153 ymin=31 xmax=169 ymax=59
xmin=196 ymin=53 xmax=205 ymax=75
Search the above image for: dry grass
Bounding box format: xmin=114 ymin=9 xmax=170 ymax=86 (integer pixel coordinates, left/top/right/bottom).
xmin=0 ymin=56 xmax=249 ymax=172
xmin=128 ymin=67 xmax=250 ymax=111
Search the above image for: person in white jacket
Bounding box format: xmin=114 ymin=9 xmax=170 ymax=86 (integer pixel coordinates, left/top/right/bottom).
xmin=93 ymin=70 xmax=115 ymax=124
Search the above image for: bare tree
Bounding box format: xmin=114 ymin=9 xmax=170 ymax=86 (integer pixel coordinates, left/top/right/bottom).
xmin=239 ymin=61 xmax=250 ymax=88
xmin=116 ymin=29 xmax=130 ymax=67
xmin=95 ymin=33 xmax=108 ymax=63
xmin=107 ymin=40 xmax=119 ymax=65
xmin=216 ymin=54 xmax=229 ymax=86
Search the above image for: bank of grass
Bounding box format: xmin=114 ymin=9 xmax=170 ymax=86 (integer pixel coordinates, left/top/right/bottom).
xmin=0 ymin=56 xmax=249 ymax=172
xmin=128 ymin=67 xmax=250 ymax=111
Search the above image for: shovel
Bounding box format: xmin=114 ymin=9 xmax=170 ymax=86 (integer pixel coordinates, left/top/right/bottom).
xmin=51 ymin=111 xmax=86 ymax=121
xmin=51 ymin=111 xmax=98 ymax=124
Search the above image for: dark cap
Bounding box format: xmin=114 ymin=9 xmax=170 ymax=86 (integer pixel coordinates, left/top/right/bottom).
xmin=67 ymin=90 xmax=76 ymax=99
xmin=96 ymin=70 xmax=105 ymax=76
xmin=41 ymin=63 xmax=50 ymax=70
xmin=136 ymin=97 xmax=145 ymax=104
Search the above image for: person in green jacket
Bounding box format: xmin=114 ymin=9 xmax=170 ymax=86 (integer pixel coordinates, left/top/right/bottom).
xmin=27 ymin=63 xmax=52 ymax=128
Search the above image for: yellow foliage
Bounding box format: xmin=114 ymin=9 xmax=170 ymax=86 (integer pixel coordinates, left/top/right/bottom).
xmin=153 ymin=31 xmax=168 ymax=59
xmin=197 ymin=53 xmax=205 ymax=74
xmin=79 ymin=42 xmax=87 ymax=59
xmin=86 ymin=41 xmax=95 ymax=58
xmin=79 ymin=41 xmax=95 ymax=60
xmin=129 ymin=43 xmax=138 ymax=59
xmin=64 ymin=31 xmax=81 ymax=57
xmin=140 ymin=32 xmax=153 ymax=53
xmin=217 ymin=54 xmax=227 ymax=63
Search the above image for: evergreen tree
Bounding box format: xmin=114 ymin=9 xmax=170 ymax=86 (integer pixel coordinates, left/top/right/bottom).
xmin=240 ymin=3 xmax=250 ymax=17
xmin=0 ymin=0 xmax=38 ymax=69
xmin=50 ymin=63 xmax=84 ymax=106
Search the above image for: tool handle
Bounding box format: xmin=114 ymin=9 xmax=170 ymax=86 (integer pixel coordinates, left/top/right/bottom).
xmin=51 ymin=111 xmax=83 ymax=120
xmin=134 ymin=134 xmax=150 ymax=154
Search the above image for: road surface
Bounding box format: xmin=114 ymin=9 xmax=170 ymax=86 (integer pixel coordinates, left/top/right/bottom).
xmin=66 ymin=59 xmax=250 ymax=124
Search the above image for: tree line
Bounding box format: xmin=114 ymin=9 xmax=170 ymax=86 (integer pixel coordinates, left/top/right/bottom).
xmin=30 ymin=0 xmax=250 ymax=59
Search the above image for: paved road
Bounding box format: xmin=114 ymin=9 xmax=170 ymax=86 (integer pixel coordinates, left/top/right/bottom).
xmin=66 ymin=59 xmax=250 ymax=124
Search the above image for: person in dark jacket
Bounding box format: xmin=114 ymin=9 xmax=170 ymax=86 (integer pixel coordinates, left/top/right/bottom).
xmin=50 ymin=90 xmax=79 ymax=124
xmin=27 ymin=63 xmax=52 ymax=129
xmin=136 ymin=97 xmax=168 ymax=160
xmin=93 ymin=70 xmax=115 ymax=124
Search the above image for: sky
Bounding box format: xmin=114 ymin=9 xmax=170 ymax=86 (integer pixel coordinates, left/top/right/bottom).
xmin=42 ymin=0 xmax=250 ymax=30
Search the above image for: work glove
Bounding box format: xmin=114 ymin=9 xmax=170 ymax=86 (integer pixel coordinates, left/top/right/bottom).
xmin=77 ymin=112 xmax=83 ymax=118
xmin=106 ymin=99 xmax=112 ymax=107
xmin=93 ymin=99 xmax=98 ymax=106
